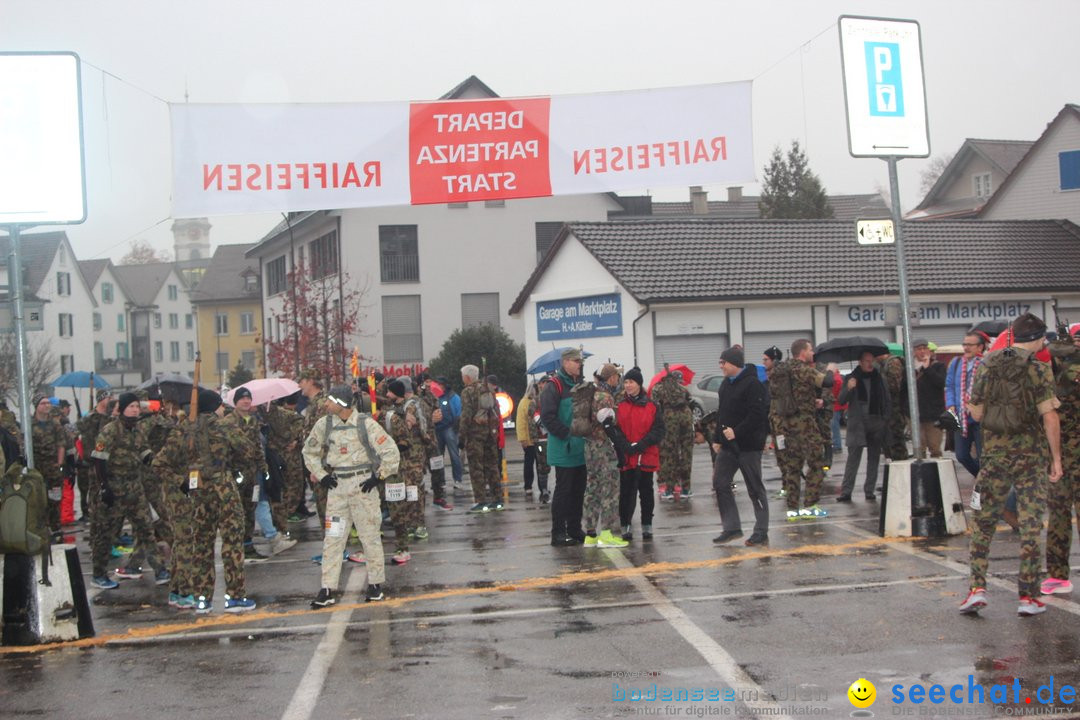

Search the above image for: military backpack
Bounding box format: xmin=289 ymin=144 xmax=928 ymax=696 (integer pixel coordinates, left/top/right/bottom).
xmin=0 ymin=462 xmax=49 ymax=557
xmin=769 ymin=360 xmax=799 ymax=417
xmin=978 ymin=348 xmax=1039 ymax=434
xmin=569 ymin=382 xmax=597 ymax=436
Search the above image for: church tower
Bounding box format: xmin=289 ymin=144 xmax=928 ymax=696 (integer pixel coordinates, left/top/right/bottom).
xmin=172 ymin=217 xmax=211 ymax=263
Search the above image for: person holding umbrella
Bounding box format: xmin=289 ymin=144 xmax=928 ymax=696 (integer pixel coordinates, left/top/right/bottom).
xmin=836 ymin=351 xmax=890 ymax=502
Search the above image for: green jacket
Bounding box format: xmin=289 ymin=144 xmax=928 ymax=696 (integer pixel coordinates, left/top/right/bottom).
xmin=539 ymin=369 xmax=585 ymax=467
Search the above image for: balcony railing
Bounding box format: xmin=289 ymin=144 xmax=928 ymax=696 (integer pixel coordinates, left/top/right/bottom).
xmin=380 ymin=254 xmax=419 ymax=283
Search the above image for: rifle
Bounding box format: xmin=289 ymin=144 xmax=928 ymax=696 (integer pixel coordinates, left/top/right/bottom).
xmin=189 ymin=352 xmax=201 ymax=450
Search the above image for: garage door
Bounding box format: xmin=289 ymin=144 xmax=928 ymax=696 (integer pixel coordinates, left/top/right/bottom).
xmin=907 ymin=325 xmax=972 ymax=348
xmin=742 ymin=331 xmax=811 ymax=365
xmin=654 ymin=333 xmax=728 ymax=378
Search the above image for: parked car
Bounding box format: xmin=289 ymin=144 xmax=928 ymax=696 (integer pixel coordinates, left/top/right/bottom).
xmin=686 ymin=373 xmax=725 ymax=423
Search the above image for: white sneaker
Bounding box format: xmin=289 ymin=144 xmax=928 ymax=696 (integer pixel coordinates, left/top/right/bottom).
xmin=1018 ymin=596 xmax=1047 ymax=616
xmin=269 ymin=534 xmax=297 ymax=556
xmin=959 ymin=588 xmax=987 ymax=614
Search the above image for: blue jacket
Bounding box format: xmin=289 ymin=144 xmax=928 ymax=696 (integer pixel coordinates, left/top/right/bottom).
xmin=945 ymin=355 xmax=981 ymax=423
xmin=538 ymin=369 xmax=585 ymax=467
xmin=436 ymin=390 xmax=461 ymax=431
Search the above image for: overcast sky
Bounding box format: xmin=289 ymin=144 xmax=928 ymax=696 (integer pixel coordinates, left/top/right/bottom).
xmin=3 ymin=0 xmax=1077 ymax=262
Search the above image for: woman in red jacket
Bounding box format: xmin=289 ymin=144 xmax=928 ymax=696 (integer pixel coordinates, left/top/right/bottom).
xmin=616 ymin=367 xmax=665 ymax=540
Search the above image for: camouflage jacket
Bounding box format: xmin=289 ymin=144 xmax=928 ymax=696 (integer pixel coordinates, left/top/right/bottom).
xmin=222 ymin=410 xmax=268 ymax=479
xmin=969 ymin=347 xmax=1057 ymax=458
xmin=384 ymin=398 xmax=427 ymax=464
xmin=264 ymin=403 xmax=304 ymax=454
xmin=651 ymin=376 xmax=691 ymax=413
xmin=92 ymin=418 xmax=152 ymax=479
xmin=77 ymin=411 xmax=113 ymax=460
xmin=31 ymin=417 xmax=65 ymax=478
xmin=153 ymin=413 xmax=256 ymax=485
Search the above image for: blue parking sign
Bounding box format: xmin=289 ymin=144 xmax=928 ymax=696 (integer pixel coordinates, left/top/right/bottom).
xmin=865 ymin=42 xmax=904 ymax=117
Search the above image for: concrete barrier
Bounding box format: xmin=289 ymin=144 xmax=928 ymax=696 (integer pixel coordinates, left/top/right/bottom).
xmin=880 ymin=459 xmax=968 ymax=538
xmin=1 ymin=544 xmax=94 ymax=645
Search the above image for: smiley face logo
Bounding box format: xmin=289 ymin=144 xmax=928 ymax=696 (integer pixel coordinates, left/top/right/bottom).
xmin=848 ymin=678 xmax=876 ymax=708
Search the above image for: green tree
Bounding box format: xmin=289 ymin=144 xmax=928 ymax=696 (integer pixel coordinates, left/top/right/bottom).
xmin=759 ymin=140 xmax=834 ymax=219
xmin=427 ymin=324 xmax=526 ymax=401
xmin=227 ymin=360 xmax=254 ymax=388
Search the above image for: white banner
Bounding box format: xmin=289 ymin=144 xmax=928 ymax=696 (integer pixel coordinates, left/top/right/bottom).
xmin=170 ymin=81 xmax=754 ymax=217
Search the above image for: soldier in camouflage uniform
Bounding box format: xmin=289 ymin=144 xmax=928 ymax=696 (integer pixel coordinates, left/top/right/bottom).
xmin=581 ymin=364 xmax=627 ymax=547
xmin=1042 ymin=326 xmax=1080 ymax=595
xmin=31 ymin=395 xmax=66 ymax=532
xmin=651 ymin=371 xmax=695 ymax=500
xmin=416 ymin=373 xmax=450 ymax=509
xmin=264 ymin=397 xmax=305 ymax=530
xmin=77 ymin=391 xmax=113 ymax=513
xmin=960 ymin=314 xmax=1062 ymax=616
xmin=152 ymin=409 xmax=196 ymax=606
xmin=299 ymin=368 xmax=330 ymax=524
xmin=460 ymin=364 xmax=502 ymax=512
xmin=155 ymin=389 xmax=258 ymax=613
xmin=770 ymin=340 xmax=832 ymax=520
xmin=878 ymin=352 xmax=910 ymax=460
xmin=222 ymin=386 xmax=268 ymax=559
xmin=522 ymin=377 xmax=551 ymax=502
xmin=383 ymin=379 xmax=426 ymax=564
xmin=90 ymin=393 xmax=168 ymax=585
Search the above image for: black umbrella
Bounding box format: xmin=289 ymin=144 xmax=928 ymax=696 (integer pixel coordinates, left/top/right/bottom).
xmin=814 ymin=336 xmax=890 ymax=364
xmin=136 ymin=373 xmax=214 ymax=402
xmin=969 ymin=320 xmax=1009 ymax=337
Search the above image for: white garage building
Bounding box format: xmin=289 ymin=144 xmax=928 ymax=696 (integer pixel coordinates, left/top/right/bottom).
xmin=509 ymin=218 xmax=1080 ymax=381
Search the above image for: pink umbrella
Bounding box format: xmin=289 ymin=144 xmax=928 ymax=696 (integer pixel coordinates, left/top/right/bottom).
xmin=225 ymin=378 xmax=301 ymax=407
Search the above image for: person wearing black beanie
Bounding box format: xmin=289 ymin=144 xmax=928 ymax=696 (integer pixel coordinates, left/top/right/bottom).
xmin=116 ymin=392 xmax=139 ymax=416
xmin=197 ymin=389 xmax=223 ymax=415
xmin=623 ymin=367 xmax=644 ymax=386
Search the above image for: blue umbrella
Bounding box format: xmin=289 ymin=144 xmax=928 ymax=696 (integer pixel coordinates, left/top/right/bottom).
xmin=51 ymin=371 xmax=111 ymax=389
xmin=526 ymin=347 xmax=593 ymax=375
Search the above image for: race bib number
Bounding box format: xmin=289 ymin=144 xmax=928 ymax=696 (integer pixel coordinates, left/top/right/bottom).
xmin=325 ymin=515 xmax=345 ymax=538
xmin=406 ymin=485 xmax=419 ymax=502
xmin=429 ymin=456 xmax=444 ymax=471
xmin=188 ymin=470 xmax=200 ymax=490
xmin=251 ymin=482 xmax=260 ymax=503
xmin=47 ymin=486 xmax=62 ymax=502
xmin=385 ymin=482 xmax=406 ymax=502
xmin=775 ymin=434 xmax=786 ymax=450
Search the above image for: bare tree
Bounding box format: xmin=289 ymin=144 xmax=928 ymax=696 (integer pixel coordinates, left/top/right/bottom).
xmin=0 ymin=335 xmax=57 ymax=409
xmin=919 ymin=153 xmax=955 ymax=196
xmin=120 ymin=239 xmax=172 ymax=265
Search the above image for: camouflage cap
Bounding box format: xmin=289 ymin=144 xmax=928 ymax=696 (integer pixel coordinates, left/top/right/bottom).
xmin=297 ymin=367 xmax=322 ymax=382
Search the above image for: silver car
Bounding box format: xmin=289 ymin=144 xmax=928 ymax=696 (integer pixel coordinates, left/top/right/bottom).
xmin=686 ymin=373 xmax=724 ymax=423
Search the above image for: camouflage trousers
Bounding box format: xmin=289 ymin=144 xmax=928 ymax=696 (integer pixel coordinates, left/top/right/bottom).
xmin=969 ymin=451 xmax=1047 ymax=597
xmin=583 ymin=439 xmax=620 ymax=534
xmin=124 ymin=473 xmax=170 ymax=573
xmin=1045 ymin=456 xmax=1080 ymax=580
xmin=239 ymin=474 xmax=256 ymax=543
xmin=658 ymin=411 xmax=694 ymax=492
xmin=389 ymin=461 xmax=426 ymax=552
xmin=885 ymin=410 xmax=909 ymax=460
xmin=283 ymin=453 xmax=306 ymax=517
xmin=162 ymin=475 xmax=194 ymax=596
xmin=465 ymin=433 xmax=502 ymax=505
xmin=42 ymin=467 xmax=62 ymax=532
xmin=101 ymin=471 xmax=165 ymax=575
xmin=776 ymin=418 xmax=825 ymax=510
xmin=88 ymin=473 xmax=125 ymax=577
xmin=190 ymin=478 xmax=246 ymax=600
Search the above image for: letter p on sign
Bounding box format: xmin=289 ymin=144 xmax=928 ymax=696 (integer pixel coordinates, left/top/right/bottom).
xmin=866 ymin=42 xmax=903 ymax=116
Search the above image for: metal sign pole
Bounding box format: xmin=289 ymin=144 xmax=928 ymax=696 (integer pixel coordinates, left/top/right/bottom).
xmin=885 ymin=157 xmax=921 ymax=458
xmin=7 ymin=224 xmax=37 ymax=467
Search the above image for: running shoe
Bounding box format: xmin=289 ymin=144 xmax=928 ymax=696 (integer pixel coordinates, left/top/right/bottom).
xmin=1041 ymin=577 xmax=1073 ymax=595
xmin=114 ymin=566 xmax=143 ymax=580
xmin=91 ymin=575 xmax=119 ymax=590
xmin=224 ymin=595 xmax=256 ymax=613
xmin=1018 ymin=596 xmax=1046 ymax=616
xmin=311 ymin=588 xmax=335 ymax=608
xmin=391 ymin=550 xmax=411 ymax=565
xmin=597 ymin=530 xmax=629 ymax=548
xmin=958 ymin=588 xmax=987 ymax=614
xmin=583 ymin=534 xmax=598 ymax=547
xmin=434 ymin=498 xmax=453 ymax=511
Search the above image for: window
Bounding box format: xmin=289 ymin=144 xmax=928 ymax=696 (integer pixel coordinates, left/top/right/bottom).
xmin=116 ymin=342 xmax=129 ymax=359
xmin=1061 ymin=150 xmax=1080 ymax=191
xmin=216 ymin=352 xmax=229 ymax=373
xmin=461 ymin=292 xmax=500 ymax=329
xmin=240 ymin=312 xmax=255 ymax=334
xmin=60 ymin=355 xmax=74 ymax=373
xmin=58 ymin=245 xmax=66 ymax=266
xmin=243 ymin=273 xmax=258 ymax=293
xmin=170 ymin=341 xmax=180 ymax=362
xmin=169 ymin=313 xmax=179 ymax=329
xmin=448 ymin=201 xmax=469 ymax=209
xmin=185 ymin=313 xmax=193 ymax=329
xmin=973 ymin=172 xmax=992 ymax=198
xmin=168 ymin=284 xmax=178 ymax=301
xmin=101 ymin=282 xmax=113 ymax=304
xmin=153 ymin=313 xmax=162 ymax=329
xmin=58 ymin=313 xmax=73 ymax=337
xmin=267 ymin=255 xmax=287 ymax=295
xmin=379 ymin=226 xmax=419 ymax=282
xmin=535 ymin=221 xmax=564 ymax=264
xmin=57 ymin=272 xmax=72 ymax=296
xmin=310 ymin=231 xmax=339 ymax=279
xmin=94 ymin=342 xmax=104 ymax=366
xmin=93 ymin=312 xmax=102 ymax=331
xmin=242 ymin=351 xmax=256 ymax=371
xmin=154 ymin=341 xmax=163 ymax=362
xmin=382 ymin=295 xmax=422 ymax=362
xmin=215 ymin=313 xmax=228 ymax=336
xmin=186 ymin=341 xmax=195 ymax=361
xmin=485 ymin=199 xmax=505 ymax=208
xmin=117 ymin=313 xmax=125 ymax=331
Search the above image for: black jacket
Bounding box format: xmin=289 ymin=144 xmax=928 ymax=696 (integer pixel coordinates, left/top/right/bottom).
xmin=712 ymin=364 xmax=769 ymax=452
xmin=915 ymin=361 xmax=947 ymax=419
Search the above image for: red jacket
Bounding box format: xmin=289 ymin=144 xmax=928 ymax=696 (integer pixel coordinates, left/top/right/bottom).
xmin=616 ymin=393 xmax=664 ymax=471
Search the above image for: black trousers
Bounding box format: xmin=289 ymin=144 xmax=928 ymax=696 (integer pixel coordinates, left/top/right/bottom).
xmin=619 ymin=468 xmax=655 ymax=528
xmin=552 ymin=465 xmax=587 ymax=539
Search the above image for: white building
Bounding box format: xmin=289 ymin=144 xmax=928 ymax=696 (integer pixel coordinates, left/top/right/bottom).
xmin=111 ymin=263 xmax=197 ymax=380
xmin=0 ymin=232 xmax=96 ymax=395
xmin=79 ymin=259 xmax=141 ymax=387
xmin=509 ymin=219 xmax=1080 ymax=387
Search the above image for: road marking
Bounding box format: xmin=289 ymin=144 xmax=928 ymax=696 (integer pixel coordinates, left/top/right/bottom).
xmin=109 ymin=574 xmax=958 ymax=645
xmin=608 ymin=549 xmax=793 ymax=719
xmin=280 ymin=568 xmax=366 ymax=720
xmin=834 ymin=523 xmax=1080 ymax=617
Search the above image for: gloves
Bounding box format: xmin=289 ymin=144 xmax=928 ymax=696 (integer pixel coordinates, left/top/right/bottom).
xmin=628 ymin=442 xmax=640 ymax=454
xmin=320 ymin=474 xmax=338 ymax=490
xmin=179 ymin=478 xmax=190 ymax=496
xmin=361 ymin=475 xmax=381 ymax=493
xmin=100 ymin=483 xmax=116 ymax=507
xmin=597 ymin=407 xmax=616 ymax=426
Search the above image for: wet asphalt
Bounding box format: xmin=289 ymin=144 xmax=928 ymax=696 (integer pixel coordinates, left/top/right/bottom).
xmin=2 ymin=445 xmax=1079 ymax=720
